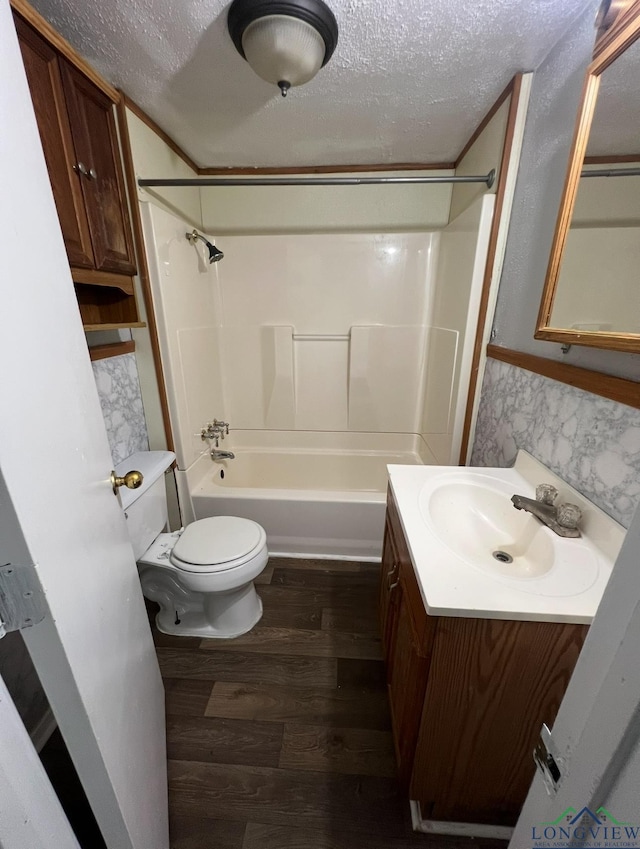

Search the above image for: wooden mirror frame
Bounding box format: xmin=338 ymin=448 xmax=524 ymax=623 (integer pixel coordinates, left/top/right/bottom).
xmin=535 ymin=1 xmax=640 ymax=354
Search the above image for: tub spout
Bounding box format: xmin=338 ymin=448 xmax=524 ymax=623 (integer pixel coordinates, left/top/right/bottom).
xmin=211 ymin=449 xmax=235 ymax=460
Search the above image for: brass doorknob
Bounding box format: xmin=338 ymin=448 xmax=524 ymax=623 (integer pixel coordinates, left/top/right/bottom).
xmin=111 ymin=469 xmax=143 ymax=494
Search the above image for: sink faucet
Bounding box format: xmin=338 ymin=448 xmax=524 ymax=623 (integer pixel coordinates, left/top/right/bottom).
xmin=511 ymin=486 xmax=582 ymax=538
xmin=211 ymin=449 xmax=235 ymax=460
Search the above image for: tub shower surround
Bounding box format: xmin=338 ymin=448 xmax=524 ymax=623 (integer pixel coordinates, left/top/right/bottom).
xmin=472 ymin=357 xmax=640 ymax=528
xmin=92 ymin=353 xmax=149 ymax=465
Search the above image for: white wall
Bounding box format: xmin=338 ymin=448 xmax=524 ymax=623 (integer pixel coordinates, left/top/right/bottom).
xmin=214 ymin=231 xmax=438 ymax=435
xmin=124 ymin=109 xmax=203 ymax=452
xmin=127 ymin=108 xmax=202 ymax=228
xmin=140 ymin=203 xmax=224 ymax=471
xmin=421 ymin=195 xmax=495 ymax=464
xmin=449 ymin=96 xmax=510 ymax=222
xmin=200 ymin=171 xmax=453 ymax=234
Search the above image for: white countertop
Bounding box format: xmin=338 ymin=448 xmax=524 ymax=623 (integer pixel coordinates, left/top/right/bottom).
xmin=387 ymin=450 xmax=626 ymax=624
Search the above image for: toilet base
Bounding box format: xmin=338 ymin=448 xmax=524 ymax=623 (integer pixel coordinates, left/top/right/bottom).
xmin=154 ymin=581 xmax=263 ymax=640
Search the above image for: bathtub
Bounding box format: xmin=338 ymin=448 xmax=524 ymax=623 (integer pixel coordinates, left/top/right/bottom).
xmin=176 ymin=433 xmax=433 ymax=560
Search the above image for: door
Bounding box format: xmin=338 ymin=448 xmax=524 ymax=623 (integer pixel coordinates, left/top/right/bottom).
xmin=511 ymin=506 xmax=640 ymax=844
xmin=0 ymin=673 xmax=80 ymax=849
xmin=0 ymin=4 xmax=168 ymax=849
xmin=60 ymin=60 xmax=136 ymax=275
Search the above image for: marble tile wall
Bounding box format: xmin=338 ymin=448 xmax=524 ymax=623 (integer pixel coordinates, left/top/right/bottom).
xmin=92 ymin=352 xmax=149 ymax=465
xmin=472 ymin=357 xmax=640 ymax=528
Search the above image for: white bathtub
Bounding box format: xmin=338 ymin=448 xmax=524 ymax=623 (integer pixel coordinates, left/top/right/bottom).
xmin=176 ymin=433 xmax=433 ymax=560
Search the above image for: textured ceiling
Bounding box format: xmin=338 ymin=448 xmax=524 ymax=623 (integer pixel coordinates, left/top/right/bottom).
xmin=587 ymin=35 xmax=640 ymax=156
xmin=30 ymin=0 xmax=594 ymax=167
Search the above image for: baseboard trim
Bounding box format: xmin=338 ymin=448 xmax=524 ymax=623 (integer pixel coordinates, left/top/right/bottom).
xmin=410 ymin=800 xmax=514 ymax=841
xmin=268 ymin=550 xmax=380 ymax=563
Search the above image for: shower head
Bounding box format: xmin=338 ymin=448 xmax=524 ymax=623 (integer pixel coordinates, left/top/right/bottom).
xmin=186 ymin=229 xmax=224 ymax=263
xmin=207 ymin=242 xmax=224 ymax=263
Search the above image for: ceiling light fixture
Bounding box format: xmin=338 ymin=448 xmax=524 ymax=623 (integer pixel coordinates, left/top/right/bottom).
xmin=227 ymin=0 xmax=338 ymax=98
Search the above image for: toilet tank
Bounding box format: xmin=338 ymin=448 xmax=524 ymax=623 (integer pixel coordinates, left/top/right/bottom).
xmin=114 ymin=450 xmax=176 ymax=560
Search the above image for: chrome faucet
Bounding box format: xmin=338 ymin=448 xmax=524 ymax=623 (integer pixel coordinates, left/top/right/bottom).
xmin=511 ymin=484 xmax=582 ymax=538
xmin=200 ymin=419 xmax=230 ymax=448
xmin=211 ymin=449 xmax=235 ymax=461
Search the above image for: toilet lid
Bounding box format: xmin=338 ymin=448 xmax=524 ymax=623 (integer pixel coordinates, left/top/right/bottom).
xmin=171 ymin=516 xmax=263 ymax=569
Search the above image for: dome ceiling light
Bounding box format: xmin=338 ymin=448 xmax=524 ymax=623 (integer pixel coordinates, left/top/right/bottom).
xmin=227 ymin=0 xmax=339 ymax=98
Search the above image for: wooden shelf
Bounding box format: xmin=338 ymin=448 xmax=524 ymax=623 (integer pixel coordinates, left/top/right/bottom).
xmin=84 ymin=322 xmax=145 ymax=332
xmin=88 ymin=340 xmax=135 ymax=361
xmin=71 ymin=267 xmax=135 ymax=295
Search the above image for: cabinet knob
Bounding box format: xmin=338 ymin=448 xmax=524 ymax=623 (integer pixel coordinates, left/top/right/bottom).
xmin=73 ymin=161 xmax=88 ymax=176
xmin=88 ymin=167 xmax=98 ymax=180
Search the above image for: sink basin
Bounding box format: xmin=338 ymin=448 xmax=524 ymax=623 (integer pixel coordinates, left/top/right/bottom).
xmin=418 ymin=471 xmax=600 ymax=596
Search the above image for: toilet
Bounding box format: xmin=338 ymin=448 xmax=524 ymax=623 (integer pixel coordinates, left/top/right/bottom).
xmin=116 ymin=450 xmax=268 ymax=639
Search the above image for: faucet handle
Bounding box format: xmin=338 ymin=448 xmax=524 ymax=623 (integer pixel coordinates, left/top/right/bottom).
xmin=536 ymin=483 xmax=558 ymax=506
xmin=557 ymin=502 xmax=582 ymax=530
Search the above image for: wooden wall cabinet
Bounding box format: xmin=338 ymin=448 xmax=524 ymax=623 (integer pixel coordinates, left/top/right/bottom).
xmin=15 ymin=13 xmax=140 ymax=330
xmin=380 ymin=487 xmax=588 ymax=827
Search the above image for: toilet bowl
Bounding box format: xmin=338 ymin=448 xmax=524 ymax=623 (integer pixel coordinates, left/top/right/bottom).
xmin=115 ymin=450 xmax=268 ymax=639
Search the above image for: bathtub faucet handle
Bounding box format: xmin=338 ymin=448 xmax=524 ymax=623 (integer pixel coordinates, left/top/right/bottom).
xmin=214 ymin=419 xmax=230 ymax=438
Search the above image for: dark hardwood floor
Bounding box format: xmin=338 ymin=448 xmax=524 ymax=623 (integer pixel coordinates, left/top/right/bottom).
xmin=153 ymin=557 xmax=509 ymax=849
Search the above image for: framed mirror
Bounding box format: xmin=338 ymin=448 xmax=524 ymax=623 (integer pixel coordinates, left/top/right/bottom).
xmin=536 ymin=4 xmax=640 ymax=353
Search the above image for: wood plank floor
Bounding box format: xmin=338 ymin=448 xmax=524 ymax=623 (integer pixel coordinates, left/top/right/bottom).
xmin=152 ymin=557 xmax=508 ymax=849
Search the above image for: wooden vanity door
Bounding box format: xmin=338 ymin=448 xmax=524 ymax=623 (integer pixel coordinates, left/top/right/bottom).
xmin=381 ymin=488 xmax=437 ymax=787
xmin=60 ymin=60 xmax=136 ymax=275
xmin=411 ymin=616 xmax=589 ymax=826
xmin=387 ymin=588 xmax=433 ymax=787
xmin=379 ymin=510 xmax=400 ymax=660
xmin=15 ymin=16 xmax=94 ymax=269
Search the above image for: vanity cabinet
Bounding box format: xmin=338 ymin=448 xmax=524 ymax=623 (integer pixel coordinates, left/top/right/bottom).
xmin=15 ymin=12 xmax=140 ymax=330
xmin=380 ymin=486 xmax=589 ymax=826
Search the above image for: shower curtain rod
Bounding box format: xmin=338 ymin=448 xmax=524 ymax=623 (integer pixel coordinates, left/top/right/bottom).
xmin=138 ymin=169 xmax=496 ymax=189
xmin=580 ymin=167 xmax=640 ymax=178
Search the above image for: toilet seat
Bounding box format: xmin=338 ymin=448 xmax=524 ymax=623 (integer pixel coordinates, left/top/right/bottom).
xmin=170 ymin=516 xmax=266 ymax=574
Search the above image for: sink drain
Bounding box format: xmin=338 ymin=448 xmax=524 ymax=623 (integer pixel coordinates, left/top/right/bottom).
xmin=492 ymin=550 xmax=514 ymax=564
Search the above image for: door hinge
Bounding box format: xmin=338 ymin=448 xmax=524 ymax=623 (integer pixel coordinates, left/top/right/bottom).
xmin=533 ymin=723 xmax=564 ymax=796
xmin=0 ymin=562 xmax=46 ymax=639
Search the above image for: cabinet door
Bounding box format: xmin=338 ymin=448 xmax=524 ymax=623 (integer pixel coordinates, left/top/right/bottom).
xmin=411 ymin=616 xmax=588 ymax=826
xmin=387 ymin=586 xmax=432 ymax=787
xmin=379 ymin=515 xmax=400 ymax=661
xmin=15 ymin=16 xmax=94 ymax=268
xmin=60 ymin=60 xmax=136 ymax=275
